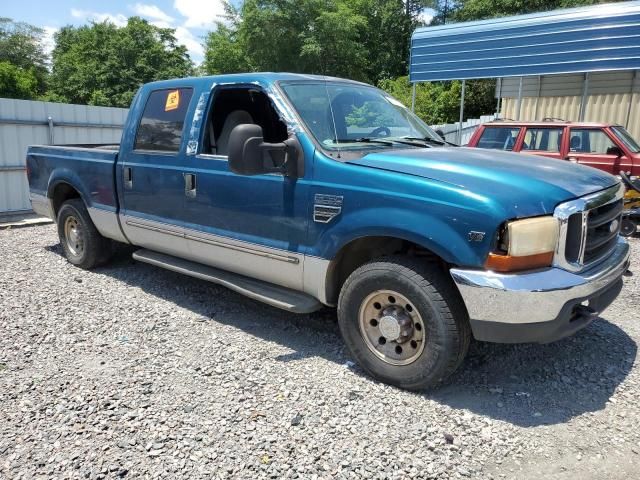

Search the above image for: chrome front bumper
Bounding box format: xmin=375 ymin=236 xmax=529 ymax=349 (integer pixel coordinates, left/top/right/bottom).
xmin=450 ymin=238 xmax=630 ymax=343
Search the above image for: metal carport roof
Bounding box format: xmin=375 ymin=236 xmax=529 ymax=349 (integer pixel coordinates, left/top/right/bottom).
xmin=410 ymin=1 xmax=640 ymax=82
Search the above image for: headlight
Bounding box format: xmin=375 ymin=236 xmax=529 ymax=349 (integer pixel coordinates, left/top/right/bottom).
xmin=486 ymin=216 xmax=560 ymax=272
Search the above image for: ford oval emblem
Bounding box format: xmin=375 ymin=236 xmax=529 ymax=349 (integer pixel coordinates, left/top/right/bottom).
xmin=610 ymin=219 xmax=619 ymax=233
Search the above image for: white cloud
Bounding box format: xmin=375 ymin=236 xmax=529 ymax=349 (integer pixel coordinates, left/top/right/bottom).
xmin=175 ymin=26 xmax=203 ymax=60
xmin=42 ymin=26 xmax=57 ymax=57
xmin=419 ymin=8 xmax=435 ymax=25
xmin=173 ymin=0 xmax=226 ymax=28
xmin=71 ymin=8 xmax=128 ymax=27
xmin=70 ymin=4 xmax=206 ymax=64
xmin=131 ymin=3 xmax=174 ymax=27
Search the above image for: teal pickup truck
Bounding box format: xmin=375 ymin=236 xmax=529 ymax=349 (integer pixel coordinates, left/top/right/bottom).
xmin=27 ymin=73 xmax=631 ymax=390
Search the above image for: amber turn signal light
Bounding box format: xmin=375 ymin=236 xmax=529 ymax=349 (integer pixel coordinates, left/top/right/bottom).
xmin=485 ymin=251 xmax=554 ymax=273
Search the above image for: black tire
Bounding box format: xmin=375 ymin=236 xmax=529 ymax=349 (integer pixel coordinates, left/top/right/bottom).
xmin=337 ymin=256 xmax=470 ymax=391
xmin=57 ymin=198 xmax=113 ymax=269
xmin=620 ymin=218 xmax=637 ymax=237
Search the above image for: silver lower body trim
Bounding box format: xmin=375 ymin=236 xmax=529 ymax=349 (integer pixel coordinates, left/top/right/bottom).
xmin=303 ymin=256 xmax=332 ymax=305
xmin=119 ymin=214 xmax=309 ymax=292
xmin=30 ymin=192 xmax=54 ymax=219
xmin=88 ymin=207 xmax=129 ymax=243
xmin=450 ymin=238 xmax=630 ymax=325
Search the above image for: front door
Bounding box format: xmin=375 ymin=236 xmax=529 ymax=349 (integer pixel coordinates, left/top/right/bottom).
xmin=119 ymin=87 xmax=194 ymax=258
xmin=566 ymin=128 xmax=628 ymax=175
xmin=179 ymin=85 xmax=309 ymax=289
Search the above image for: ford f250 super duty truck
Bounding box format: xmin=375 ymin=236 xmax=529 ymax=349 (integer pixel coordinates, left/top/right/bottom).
xmin=27 ymin=73 xmax=631 ymax=390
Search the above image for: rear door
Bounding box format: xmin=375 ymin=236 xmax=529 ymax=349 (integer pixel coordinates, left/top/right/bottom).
xmin=119 ymin=87 xmax=194 ymax=257
xmin=566 ymin=127 xmax=628 ymax=174
xmin=519 ymin=126 xmax=565 ymax=160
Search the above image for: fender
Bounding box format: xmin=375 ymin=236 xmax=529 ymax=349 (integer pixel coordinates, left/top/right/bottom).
xmin=311 ymin=205 xmax=498 ymax=269
xmin=47 ymin=168 xmax=92 ymax=207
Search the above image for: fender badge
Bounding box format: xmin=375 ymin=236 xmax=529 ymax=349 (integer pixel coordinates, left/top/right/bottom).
xmin=468 ymin=231 xmax=486 ymax=242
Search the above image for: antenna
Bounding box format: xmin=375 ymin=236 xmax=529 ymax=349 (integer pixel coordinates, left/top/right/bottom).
xmin=324 ymin=78 xmax=341 ymax=159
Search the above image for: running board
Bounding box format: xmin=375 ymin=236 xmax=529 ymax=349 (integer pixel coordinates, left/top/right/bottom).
xmin=132 ymin=249 xmax=322 ymax=314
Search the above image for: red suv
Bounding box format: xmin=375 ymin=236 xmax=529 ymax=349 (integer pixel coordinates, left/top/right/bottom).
xmin=467 ymin=120 xmax=640 ymax=176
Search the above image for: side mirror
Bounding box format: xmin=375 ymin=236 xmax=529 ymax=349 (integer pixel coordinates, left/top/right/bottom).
xmin=606 ymin=146 xmax=623 ymax=157
xmin=228 ymin=124 xmax=302 ymax=177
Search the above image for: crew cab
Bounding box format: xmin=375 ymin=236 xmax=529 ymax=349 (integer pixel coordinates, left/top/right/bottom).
xmin=27 ymin=74 xmax=631 ymax=390
xmin=467 ymin=120 xmax=640 ymax=176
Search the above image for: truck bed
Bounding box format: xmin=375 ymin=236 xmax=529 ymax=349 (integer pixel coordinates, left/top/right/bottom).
xmin=26 ymin=144 xmax=120 ymax=214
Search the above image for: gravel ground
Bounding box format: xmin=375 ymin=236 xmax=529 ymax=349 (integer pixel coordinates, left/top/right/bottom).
xmin=0 ymin=224 xmax=638 ymax=479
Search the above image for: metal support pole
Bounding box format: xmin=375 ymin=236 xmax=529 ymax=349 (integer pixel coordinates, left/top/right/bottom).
xmin=496 ymin=78 xmax=502 ymax=118
xmin=411 ymin=83 xmax=416 ymax=113
xmin=516 ymin=77 xmax=523 ymax=121
xmin=579 ymin=73 xmax=590 ymax=122
xmin=458 ymin=79 xmax=466 ymax=145
xmin=47 ymin=116 xmax=54 ymax=145
xmin=626 ymin=70 xmax=638 ymax=129
xmin=534 ymin=75 xmax=542 ymax=120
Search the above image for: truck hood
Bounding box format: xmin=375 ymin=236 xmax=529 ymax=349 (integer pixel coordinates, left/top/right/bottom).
xmin=350 ymin=147 xmax=619 ymax=216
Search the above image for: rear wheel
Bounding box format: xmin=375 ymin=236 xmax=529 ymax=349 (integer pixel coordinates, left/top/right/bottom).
xmin=337 ymin=256 xmax=470 ymax=390
xmin=57 ymin=198 xmax=112 ymax=269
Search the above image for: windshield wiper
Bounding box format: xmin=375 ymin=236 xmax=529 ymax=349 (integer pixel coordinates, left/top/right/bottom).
xmin=401 ymin=136 xmax=454 ymax=146
xmin=334 ymin=137 xmax=396 ymax=146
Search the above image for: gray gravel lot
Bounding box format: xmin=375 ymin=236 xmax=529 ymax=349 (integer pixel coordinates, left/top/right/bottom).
xmin=1 ymin=224 xmax=639 ymax=479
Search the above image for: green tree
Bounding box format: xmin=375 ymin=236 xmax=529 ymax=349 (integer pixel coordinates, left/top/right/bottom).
xmin=451 ymin=0 xmax=610 ymax=21
xmin=202 ymin=0 xmax=435 ymax=85
xmin=0 ymin=18 xmax=48 ymax=97
xmin=0 ymin=61 xmax=39 ymax=99
xmin=235 ymin=0 xmax=369 ymax=80
xmin=380 ymin=75 xmax=459 ymax=124
xmin=203 ymin=24 xmax=251 ymax=75
xmin=203 ymin=2 xmax=252 ymax=75
xmin=49 ymin=17 xmax=193 ymax=107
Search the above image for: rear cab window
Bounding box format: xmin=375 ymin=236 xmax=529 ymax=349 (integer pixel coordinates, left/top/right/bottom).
xmin=134 ymin=88 xmax=194 ymax=153
xmin=521 ymin=127 xmax=564 ymax=152
xmin=476 ymin=126 xmax=521 ymax=151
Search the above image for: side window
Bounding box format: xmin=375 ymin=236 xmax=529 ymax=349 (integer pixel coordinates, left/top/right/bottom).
xmin=569 ymin=129 xmax=617 ymax=154
xmin=476 ymin=127 xmax=521 ymax=151
xmin=522 ymin=128 xmax=564 ymax=152
xmin=134 ymin=88 xmax=194 ymax=152
xmin=202 ymin=87 xmax=288 ymax=156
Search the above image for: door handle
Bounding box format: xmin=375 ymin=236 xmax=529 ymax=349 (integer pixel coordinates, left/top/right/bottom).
xmin=184 ymin=173 xmax=196 ymax=198
xmin=124 ymin=167 xmax=133 ymax=189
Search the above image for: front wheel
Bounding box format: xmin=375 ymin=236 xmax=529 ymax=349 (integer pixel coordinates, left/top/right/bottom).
xmin=57 ymin=198 xmax=112 ymax=269
xmin=620 ymin=217 xmax=637 ymax=237
xmin=337 ymin=257 xmax=470 ymax=390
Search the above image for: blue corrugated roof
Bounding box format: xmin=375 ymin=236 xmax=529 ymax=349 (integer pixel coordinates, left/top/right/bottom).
xmin=410 ymin=1 xmax=640 ymax=82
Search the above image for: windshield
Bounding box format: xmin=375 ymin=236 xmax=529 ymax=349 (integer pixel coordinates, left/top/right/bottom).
xmin=611 ymin=126 xmax=640 ymax=153
xmin=280 ymin=81 xmax=442 ymax=150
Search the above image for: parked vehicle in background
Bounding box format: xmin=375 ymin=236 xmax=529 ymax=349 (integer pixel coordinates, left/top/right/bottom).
xmin=26 ymin=73 xmax=630 ymax=390
xmin=467 ymin=120 xmax=640 ymax=176
xmin=620 ymin=172 xmax=640 ymax=237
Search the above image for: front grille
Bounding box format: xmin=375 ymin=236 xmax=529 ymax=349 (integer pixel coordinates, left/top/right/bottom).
xmin=554 ymin=184 xmax=624 ymax=272
xmin=583 ymin=199 xmax=623 ymax=264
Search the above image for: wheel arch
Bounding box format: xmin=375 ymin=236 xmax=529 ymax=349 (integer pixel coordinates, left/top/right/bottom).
xmin=322 ymin=234 xmax=451 ymax=306
xmin=47 ymin=170 xmax=91 ymax=218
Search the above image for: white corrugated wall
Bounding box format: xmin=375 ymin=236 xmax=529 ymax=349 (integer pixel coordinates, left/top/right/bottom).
xmin=499 ymin=71 xmax=640 ymax=139
xmin=0 ymin=99 xmax=128 ymax=214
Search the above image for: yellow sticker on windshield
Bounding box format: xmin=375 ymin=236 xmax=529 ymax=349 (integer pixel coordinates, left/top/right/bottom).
xmin=165 ymin=90 xmax=180 ymax=111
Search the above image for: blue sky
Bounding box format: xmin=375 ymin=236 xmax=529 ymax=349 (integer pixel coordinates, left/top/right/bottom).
xmin=3 ymin=0 xmax=233 ymax=63
xmin=3 ymin=1 xmax=434 ymax=65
